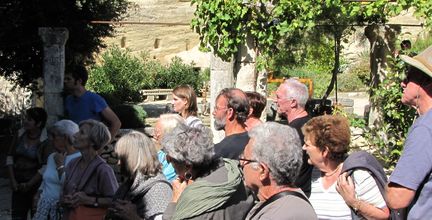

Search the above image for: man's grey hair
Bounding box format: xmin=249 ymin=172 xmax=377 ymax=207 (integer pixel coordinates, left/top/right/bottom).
xmin=49 ymin=120 xmax=79 ymax=145
xmin=248 ymin=122 xmax=303 ymax=186
xmin=161 ymin=123 xmax=215 ymax=167
xmin=282 ymin=78 xmax=309 ymax=108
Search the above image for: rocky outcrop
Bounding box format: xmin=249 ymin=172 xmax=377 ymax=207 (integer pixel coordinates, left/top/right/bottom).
xmin=104 ymin=0 xmax=209 ymax=67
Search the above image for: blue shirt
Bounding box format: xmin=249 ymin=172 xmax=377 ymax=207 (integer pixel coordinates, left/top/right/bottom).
xmin=390 ymin=109 xmax=432 ymax=220
xmin=158 ymin=150 xmax=176 ymax=182
xmin=40 ymin=152 xmax=81 ymax=200
xmin=65 ymin=91 xmax=108 ymax=124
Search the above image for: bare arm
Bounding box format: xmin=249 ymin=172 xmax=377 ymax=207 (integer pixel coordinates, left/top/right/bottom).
xmin=386 ymin=182 xmax=415 ymax=210
xmin=101 ymin=107 xmax=121 ymax=140
xmin=337 ymin=172 xmax=389 ymax=220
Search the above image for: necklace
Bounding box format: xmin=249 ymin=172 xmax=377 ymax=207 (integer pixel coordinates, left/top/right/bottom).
xmin=323 ymin=163 xmax=342 ymax=177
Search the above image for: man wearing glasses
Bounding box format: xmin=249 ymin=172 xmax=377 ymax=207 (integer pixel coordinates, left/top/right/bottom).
xmin=386 ymin=45 xmax=432 ymax=219
xmin=241 ymin=122 xmax=317 ymax=220
xmin=213 ymin=88 xmax=250 ymax=159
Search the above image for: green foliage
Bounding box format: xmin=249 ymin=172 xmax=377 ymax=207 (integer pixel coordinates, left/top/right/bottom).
xmin=88 ymin=46 xmax=204 ymax=103
xmin=88 ymin=46 xmax=151 ymax=103
xmin=365 ymin=57 xmax=416 ymax=169
xmin=364 ymin=34 xmax=432 ymax=169
xmin=0 ymin=0 xmax=130 ymax=89
xmin=112 ymin=104 xmax=147 ymax=129
xmin=155 ymin=57 xmax=204 ymax=93
xmin=191 ymin=0 xmax=398 ymax=66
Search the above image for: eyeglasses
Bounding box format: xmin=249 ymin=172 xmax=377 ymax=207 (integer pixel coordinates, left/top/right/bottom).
xmin=238 ymin=157 xmax=259 ymax=170
xmin=213 ymin=105 xmax=228 ymax=112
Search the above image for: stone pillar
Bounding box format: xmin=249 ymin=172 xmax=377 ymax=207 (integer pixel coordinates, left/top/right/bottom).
xmin=234 ymin=34 xmax=257 ymax=91
xmin=210 ymin=54 xmax=234 ymax=143
xmin=39 ymin=27 xmax=69 ymax=127
xmin=364 ymin=24 xmax=400 ymax=126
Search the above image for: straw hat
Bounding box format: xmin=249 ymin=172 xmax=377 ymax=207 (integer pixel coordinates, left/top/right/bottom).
xmin=400 ymin=45 xmax=432 ymax=78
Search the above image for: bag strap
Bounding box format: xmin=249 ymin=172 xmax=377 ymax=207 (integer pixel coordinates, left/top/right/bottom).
xmin=77 ymin=160 xmax=104 ymax=192
xmin=249 ymin=190 xmax=310 ymax=219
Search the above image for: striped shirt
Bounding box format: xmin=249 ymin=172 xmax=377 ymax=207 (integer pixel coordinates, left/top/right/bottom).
xmin=309 ymin=167 xmax=386 ymax=220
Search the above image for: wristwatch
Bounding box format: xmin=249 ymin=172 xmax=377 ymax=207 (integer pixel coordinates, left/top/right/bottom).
xmin=93 ymin=197 xmax=99 ymax=207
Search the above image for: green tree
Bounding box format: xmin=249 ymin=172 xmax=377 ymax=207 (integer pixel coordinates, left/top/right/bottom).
xmin=0 ymin=0 xmax=130 ymax=88
xmin=88 ymin=46 xmax=153 ymax=103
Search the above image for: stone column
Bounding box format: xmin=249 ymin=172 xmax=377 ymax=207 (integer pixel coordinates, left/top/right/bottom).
xmin=364 ymin=24 xmax=400 ymax=126
xmin=234 ymin=34 xmax=257 ymax=91
xmin=39 ymin=27 xmax=69 ymax=127
xmin=210 ymin=54 xmax=234 ymax=143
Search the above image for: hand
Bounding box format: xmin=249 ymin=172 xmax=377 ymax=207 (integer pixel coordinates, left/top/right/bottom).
xmin=110 ymin=200 xmax=139 ymax=220
xmin=336 ymin=172 xmax=357 ymax=206
xmin=171 ymin=177 xmax=193 ymax=203
xmin=33 ymin=191 xmax=41 ymax=212
xmin=53 ymin=152 xmax=65 ymax=167
xmin=18 ymin=182 xmax=31 ymax=192
xmin=60 ymin=194 xmax=75 ymax=208
xmin=71 ymin=191 xmax=92 ymax=207
xmin=61 ymin=192 xmax=90 ymax=208
xmin=10 ymin=179 xmax=18 ymax=191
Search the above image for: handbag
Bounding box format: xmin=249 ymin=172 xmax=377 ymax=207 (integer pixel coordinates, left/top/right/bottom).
xmin=67 ymin=160 xmax=107 ymax=220
xmin=69 ymin=205 xmax=107 ymax=220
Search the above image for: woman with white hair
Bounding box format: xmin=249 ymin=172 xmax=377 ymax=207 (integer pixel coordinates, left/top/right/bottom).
xmin=105 ymin=131 xmax=172 ymax=220
xmin=33 ymin=120 xmax=81 ymax=220
xmin=153 ymin=114 xmax=185 ymax=182
xmin=162 ymin=124 xmax=254 ymax=220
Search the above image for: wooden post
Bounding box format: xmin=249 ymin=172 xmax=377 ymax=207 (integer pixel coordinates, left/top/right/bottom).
xmin=38 ymin=27 xmax=69 ymax=127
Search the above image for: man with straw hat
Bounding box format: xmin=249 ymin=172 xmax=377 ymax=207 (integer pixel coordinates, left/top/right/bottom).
xmin=386 ymin=46 xmax=432 ymax=219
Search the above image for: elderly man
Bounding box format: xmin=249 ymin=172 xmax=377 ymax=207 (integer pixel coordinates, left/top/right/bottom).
xmin=241 ymin=122 xmax=317 ymax=220
xmin=386 ymin=45 xmax=432 ymax=219
xmin=213 ymin=88 xmax=250 ymax=159
xmin=275 ymin=78 xmax=313 ymax=197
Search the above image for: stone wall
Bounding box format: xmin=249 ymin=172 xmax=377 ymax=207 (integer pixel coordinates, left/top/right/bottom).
xmin=104 ymin=0 xmax=210 ymax=67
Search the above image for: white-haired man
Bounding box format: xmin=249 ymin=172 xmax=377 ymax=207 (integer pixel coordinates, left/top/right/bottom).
xmin=275 ymin=78 xmax=313 ymax=197
xmin=241 ymin=122 xmax=317 ymax=220
xmin=386 ymin=46 xmax=432 ymax=219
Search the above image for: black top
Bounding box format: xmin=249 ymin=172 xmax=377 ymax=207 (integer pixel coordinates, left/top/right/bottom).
xmin=288 ymin=115 xmax=313 ymax=198
xmin=214 ymin=132 xmax=249 ymax=160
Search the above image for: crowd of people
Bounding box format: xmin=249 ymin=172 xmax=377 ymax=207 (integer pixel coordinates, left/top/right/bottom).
xmin=5 ymin=45 xmax=432 ymax=220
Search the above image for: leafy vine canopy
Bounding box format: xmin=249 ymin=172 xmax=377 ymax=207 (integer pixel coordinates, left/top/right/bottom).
xmin=191 ymin=0 xmax=431 ymax=64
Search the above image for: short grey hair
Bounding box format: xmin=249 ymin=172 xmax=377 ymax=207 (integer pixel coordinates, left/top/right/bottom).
xmin=158 ymin=114 xmax=185 ymax=135
xmin=248 ymin=122 xmax=303 ymax=186
xmin=281 ymin=78 xmax=309 ymax=108
xmin=79 ymin=119 xmax=111 ymax=151
xmin=161 ymin=123 xmax=215 ymax=168
xmin=49 ymin=120 xmax=79 ymax=145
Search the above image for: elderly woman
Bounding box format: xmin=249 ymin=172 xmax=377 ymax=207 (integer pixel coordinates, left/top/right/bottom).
xmin=105 ymin=131 xmax=172 ymax=220
xmin=61 ymin=119 xmax=118 ymax=220
xmin=302 ymin=115 xmax=389 ymax=219
xmin=33 ymin=120 xmax=81 ymax=220
xmin=171 ymin=84 xmax=203 ymax=127
xmin=161 ymin=124 xmax=254 ymax=220
xmin=153 ymin=114 xmax=186 ymax=182
xmin=7 ymin=107 xmax=52 ymax=220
